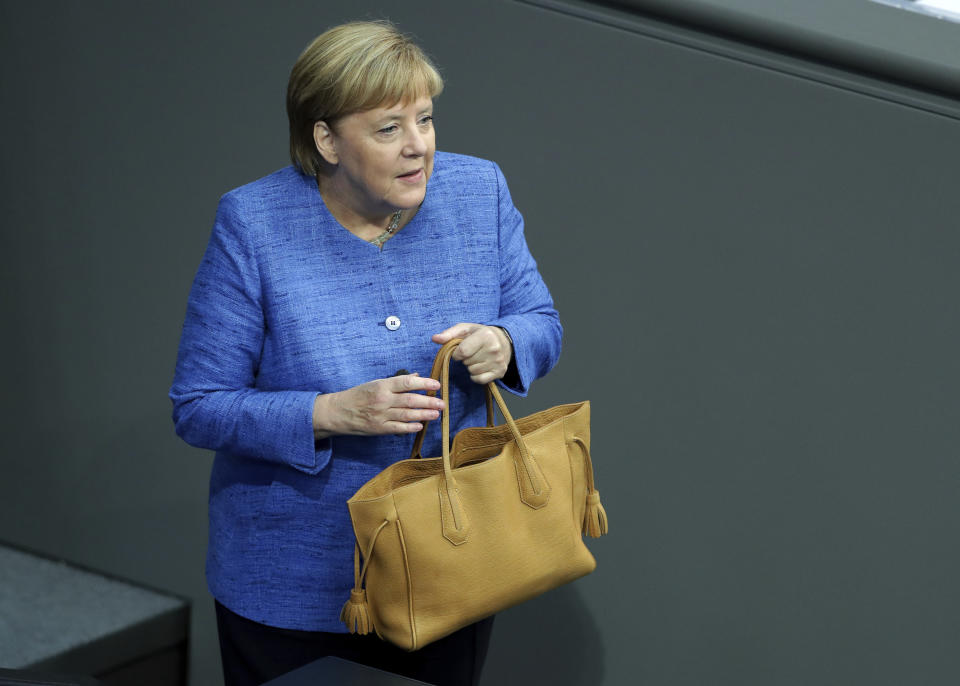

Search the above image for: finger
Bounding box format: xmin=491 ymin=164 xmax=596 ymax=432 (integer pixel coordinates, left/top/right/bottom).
xmin=388 ymin=406 xmax=442 ymax=423
xmin=398 ymin=392 xmax=445 ymax=411
xmin=455 ymin=327 xmax=503 ymax=363
xmin=469 ymin=369 xmax=502 ymax=385
xmin=466 ymin=352 xmax=507 ymax=381
xmin=385 ymin=420 xmax=425 ymax=435
xmin=451 ymin=331 xmax=484 ymax=362
xmin=392 ymin=373 xmax=441 ymax=394
xmin=466 ymin=360 xmax=504 ymax=381
xmin=463 ymin=358 xmax=493 ymax=375
xmin=431 ymin=322 xmax=481 ymax=344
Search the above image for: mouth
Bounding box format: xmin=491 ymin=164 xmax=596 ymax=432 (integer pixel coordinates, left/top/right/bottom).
xmin=397 ymin=168 xmax=424 ymax=182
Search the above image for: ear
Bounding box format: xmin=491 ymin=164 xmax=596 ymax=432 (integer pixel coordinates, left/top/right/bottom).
xmin=313 ymin=121 xmax=338 ymax=165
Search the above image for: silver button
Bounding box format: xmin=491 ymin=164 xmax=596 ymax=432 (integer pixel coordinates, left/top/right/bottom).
xmin=385 ymin=316 xmax=401 ymax=331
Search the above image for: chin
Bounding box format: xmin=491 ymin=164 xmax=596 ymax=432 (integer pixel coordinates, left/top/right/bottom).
xmin=396 ymin=190 xmax=427 ymax=209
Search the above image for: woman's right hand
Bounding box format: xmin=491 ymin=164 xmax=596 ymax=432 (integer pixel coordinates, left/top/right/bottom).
xmin=312 ymin=374 xmax=445 ymax=439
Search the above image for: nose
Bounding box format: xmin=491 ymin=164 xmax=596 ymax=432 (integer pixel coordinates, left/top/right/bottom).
xmin=403 ymin=126 xmax=428 ymax=157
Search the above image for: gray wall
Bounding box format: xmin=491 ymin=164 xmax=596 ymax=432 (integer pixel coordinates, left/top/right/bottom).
xmin=2 ymin=1 xmax=958 ymax=685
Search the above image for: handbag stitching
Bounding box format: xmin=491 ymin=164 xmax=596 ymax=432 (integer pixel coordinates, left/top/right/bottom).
xmin=514 ymin=441 xmax=551 ymax=510
xmin=394 ymin=515 xmax=418 ymax=651
xmin=440 ymin=478 xmax=469 ymax=546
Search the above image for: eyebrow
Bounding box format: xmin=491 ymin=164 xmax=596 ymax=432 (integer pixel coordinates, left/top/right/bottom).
xmin=376 ymin=109 xmax=433 ymax=124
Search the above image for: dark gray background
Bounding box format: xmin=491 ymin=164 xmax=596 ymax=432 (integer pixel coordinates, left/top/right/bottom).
xmin=2 ymin=1 xmax=958 ymax=685
xmin=611 ymin=0 xmax=960 ymax=95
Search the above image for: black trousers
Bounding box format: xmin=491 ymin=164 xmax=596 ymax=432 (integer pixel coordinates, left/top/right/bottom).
xmin=215 ymin=600 xmax=495 ymax=686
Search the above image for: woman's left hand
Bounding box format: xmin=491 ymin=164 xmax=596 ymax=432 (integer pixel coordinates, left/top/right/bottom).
xmin=432 ymin=323 xmax=513 ymax=385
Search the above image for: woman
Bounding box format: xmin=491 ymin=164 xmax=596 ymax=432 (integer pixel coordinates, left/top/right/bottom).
xmin=170 ymin=20 xmax=562 ymax=686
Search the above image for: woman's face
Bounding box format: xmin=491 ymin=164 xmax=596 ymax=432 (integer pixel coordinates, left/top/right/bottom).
xmin=320 ymin=96 xmax=435 ymax=217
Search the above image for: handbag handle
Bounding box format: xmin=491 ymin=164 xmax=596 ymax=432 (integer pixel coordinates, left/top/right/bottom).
xmin=432 ymin=339 xmax=552 ymax=545
xmin=408 ymin=349 xmax=494 ymax=460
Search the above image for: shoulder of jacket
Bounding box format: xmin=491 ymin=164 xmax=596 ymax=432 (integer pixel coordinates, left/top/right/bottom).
xmin=435 ymin=150 xmax=500 ymax=175
xmin=214 ymin=166 xmax=315 ymax=245
xmin=219 ymin=166 xmax=305 ymax=208
xmin=432 ymin=151 xmax=500 ymax=193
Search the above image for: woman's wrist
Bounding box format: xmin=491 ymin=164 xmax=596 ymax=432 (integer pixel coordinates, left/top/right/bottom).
xmin=495 ymin=326 xmax=520 ymax=388
xmin=496 ymin=326 xmax=512 ymax=346
xmin=312 ymin=392 xmax=338 ymax=440
xmin=496 ymin=326 xmax=513 ymax=356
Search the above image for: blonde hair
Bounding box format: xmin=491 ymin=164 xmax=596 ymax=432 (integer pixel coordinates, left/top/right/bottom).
xmin=286 ymin=21 xmax=444 ymax=177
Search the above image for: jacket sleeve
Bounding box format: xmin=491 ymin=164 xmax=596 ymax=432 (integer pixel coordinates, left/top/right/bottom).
xmin=169 ymin=194 xmax=332 ymax=475
xmin=485 ymin=162 xmax=563 ymax=397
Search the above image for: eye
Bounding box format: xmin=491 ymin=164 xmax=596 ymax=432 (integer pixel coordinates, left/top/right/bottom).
xmin=378 ymin=124 xmax=399 ymax=135
xmin=418 ymin=115 xmax=434 ymax=126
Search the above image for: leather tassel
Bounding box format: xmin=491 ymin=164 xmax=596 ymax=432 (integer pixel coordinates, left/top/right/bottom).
xmin=583 ymin=490 xmax=609 ymax=538
xmin=340 ymin=588 xmax=373 ymax=634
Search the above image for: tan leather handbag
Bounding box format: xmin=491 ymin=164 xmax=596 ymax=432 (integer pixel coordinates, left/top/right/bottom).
xmin=340 ymin=338 xmax=608 ymax=651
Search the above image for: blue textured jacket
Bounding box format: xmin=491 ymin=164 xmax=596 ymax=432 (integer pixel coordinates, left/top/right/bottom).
xmin=170 ymin=152 xmax=562 ymax=631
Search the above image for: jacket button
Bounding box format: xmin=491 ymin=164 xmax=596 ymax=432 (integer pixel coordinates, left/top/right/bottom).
xmin=385 ymin=316 xmax=401 ymax=331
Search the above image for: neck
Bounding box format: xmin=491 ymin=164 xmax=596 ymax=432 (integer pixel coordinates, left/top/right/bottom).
xmin=318 ymin=180 xmax=397 ymax=234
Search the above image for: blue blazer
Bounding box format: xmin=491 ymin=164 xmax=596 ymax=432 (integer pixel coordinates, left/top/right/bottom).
xmin=170 ymin=151 xmax=562 ymax=631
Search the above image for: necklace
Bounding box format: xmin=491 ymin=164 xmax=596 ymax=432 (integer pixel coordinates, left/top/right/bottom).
xmin=369 ymin=209 xmax=403 ymax=248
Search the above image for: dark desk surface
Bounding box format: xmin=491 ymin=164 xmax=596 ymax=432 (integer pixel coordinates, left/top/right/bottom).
xmin=263 ymin=657 xmax=430 ymax=685
xmin=0 ymin=542 xmax=189 ymax=675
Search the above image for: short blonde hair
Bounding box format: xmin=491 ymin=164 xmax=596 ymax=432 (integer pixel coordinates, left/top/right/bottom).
xmin=286 ymin=21 xmax=444 ymax=177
